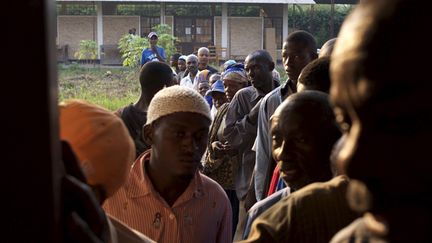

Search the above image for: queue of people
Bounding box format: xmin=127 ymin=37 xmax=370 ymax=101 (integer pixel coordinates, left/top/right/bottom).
xmin=60 ymin=0 xmax=431 ymax=242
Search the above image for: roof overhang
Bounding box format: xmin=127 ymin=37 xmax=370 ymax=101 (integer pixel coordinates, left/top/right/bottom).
xmin=57 ymin=0 xmax=316 ymax=4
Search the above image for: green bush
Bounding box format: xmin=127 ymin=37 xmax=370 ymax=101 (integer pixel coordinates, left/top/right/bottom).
xmin=118 ymin=24 xmax=178 ymax=68
xmin=74 ymin=40 xmax=97 ymax=60
xmin=118 ymin=34 xmax=148 ymax=67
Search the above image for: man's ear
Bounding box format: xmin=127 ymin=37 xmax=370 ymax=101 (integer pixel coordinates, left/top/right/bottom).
xmin=142 ymin=124 xmax=153 ymax=146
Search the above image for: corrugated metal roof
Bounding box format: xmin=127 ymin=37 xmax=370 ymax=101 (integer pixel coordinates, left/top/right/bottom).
xmin=57 ymin=0 xmax=315 ymax=4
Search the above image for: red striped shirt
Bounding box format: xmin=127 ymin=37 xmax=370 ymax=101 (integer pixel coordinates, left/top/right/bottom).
xmin=103 ymin=151 xmax=232 ymax=243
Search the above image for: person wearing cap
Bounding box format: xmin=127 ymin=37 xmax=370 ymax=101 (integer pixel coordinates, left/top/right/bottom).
xmin=207 ymin=79 xmax=227 ymax=111
xmin=103 ymin=86 xmax=232 ymax=243
xmin=140 ymin=32 xmax=166 ymax=66
xmin=59 ymin=99 xmax=155 ymax=243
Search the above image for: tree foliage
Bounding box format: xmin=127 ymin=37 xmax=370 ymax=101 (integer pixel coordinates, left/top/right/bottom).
xmin=288 ymin=4 xmax=354 ymax=47
xmin=118 ymin=34 xmax=148 ymax=67
xmin=74 ymin=40 xmax=97 ymax=60
xmin=118 ymin=24 xmax=178 ymax=68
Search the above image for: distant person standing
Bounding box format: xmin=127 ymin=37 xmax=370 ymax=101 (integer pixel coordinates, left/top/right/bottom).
xmin=140 ymin=32 xmax=166 ymax=66
xmin=198 ymin=47 xmax=218 ymax=74
xmin=176 ymin=55 xmax=188 ymax=84
xmin=129 ymin=28 xmax=137 ymax=35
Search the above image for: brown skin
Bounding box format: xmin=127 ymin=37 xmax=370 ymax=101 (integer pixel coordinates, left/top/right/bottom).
xmin=319 ymin=38 xmax=337 ymax=58
xmin=211 ymin=92 xmax=227 ymax=109
xmin=209 ymin=74 xmax=221 ymax=87
xmin=198 ymin=81 xmax=210 ymax=96
xmin=186 ymin=57 xmax=199 ymax=80
xmin=149 ymin=36 xmax=165 ymax=62
xmin=282 ymin=41 xmax=317 ymax=82
xmin=270 ymin=92 xmax=337 ymax=191
xmin=330 ymin=1 xmax=432 ymax=241
xmin=177 ymin=59 xmax=186 ymax=72
xmin=170 ymin=56 xmax=179 ymax=71
xmin=223 ymin=79 xmax=247 ymax=101
xmin=244 ymin=53 xmax=274 ymax=94
xmin=197 ymin=48 xmax=209 ymax=70
xmin=143 ymin=112 xmax=210 ymax=206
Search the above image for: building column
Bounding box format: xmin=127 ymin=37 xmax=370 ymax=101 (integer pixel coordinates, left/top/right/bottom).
xmin=283 ymin=3 xmax=289 ymax=42
xmin=96 ymin=1 xmax=103 ymax=59
xmin=160 ymin=2 xmax=166 ymax=25
xmin=221 ymin=3 xmax=228 ymax=59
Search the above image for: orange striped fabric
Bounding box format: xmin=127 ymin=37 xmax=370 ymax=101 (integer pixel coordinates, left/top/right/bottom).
xmin=103 ymin=152 xmax=232 ymax=243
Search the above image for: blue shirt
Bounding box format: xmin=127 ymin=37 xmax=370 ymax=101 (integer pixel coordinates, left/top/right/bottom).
xmin=140 ymin=46 xmax=166 ymax=66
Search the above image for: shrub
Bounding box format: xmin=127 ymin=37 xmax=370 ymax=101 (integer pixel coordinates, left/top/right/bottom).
xmin=74 ymin=40 xmax=97 ymax=60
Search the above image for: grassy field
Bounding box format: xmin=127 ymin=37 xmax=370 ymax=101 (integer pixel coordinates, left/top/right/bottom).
xmin=58 ymin=63 xmax=288 ymax=111
xmin=58 ymin=64 xmax=141 ymax=111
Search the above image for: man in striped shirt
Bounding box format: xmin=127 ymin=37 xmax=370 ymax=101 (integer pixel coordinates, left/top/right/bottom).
xmin=104 ymin=86 xmax=232 ymax=243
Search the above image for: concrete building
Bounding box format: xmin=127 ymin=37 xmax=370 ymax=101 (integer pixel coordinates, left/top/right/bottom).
xmin=56 ymin=0 xmax=341 ymax=64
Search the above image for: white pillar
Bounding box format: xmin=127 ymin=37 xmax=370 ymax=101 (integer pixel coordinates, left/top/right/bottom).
xmin=221 ymin=3 xmax=228 ymax=59
xmin=283 ymin=4 xmax=289 ymax=42
xmin=96 ymin=1 xmax=103 ymax=59
xmin=160 ymin=2 xmax=166 ymax=25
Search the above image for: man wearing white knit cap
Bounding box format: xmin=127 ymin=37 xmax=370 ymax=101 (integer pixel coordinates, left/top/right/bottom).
xmin=104 ymin=86 xmax=232 ymax=243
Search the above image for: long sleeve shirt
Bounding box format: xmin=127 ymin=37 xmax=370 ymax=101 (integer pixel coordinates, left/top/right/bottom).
xmin=254 ymin=81 xmax=295 ymax=201
xmin=223 ymin=86 xmax=265 ymax=199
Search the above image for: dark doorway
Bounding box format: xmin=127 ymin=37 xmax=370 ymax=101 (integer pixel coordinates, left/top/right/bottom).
xmin=174 ymin=17 xmax=213 ymax=55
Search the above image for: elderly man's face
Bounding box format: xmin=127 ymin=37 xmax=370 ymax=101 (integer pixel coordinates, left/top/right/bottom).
xmin=270 ymin=98 xmax=335 ymax=191
xmin=198 ymin=49 xmax=209 ymax=66
xmin=186 ymin=58 xmax=198 ymax=74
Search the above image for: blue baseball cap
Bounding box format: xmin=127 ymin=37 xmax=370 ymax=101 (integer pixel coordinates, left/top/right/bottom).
xmin=206 ymin=79 xmax=225 ymax=97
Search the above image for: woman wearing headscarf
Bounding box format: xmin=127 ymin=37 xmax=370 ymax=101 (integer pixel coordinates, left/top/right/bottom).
xmin=202 ymin=63 xmax=249 ymax=239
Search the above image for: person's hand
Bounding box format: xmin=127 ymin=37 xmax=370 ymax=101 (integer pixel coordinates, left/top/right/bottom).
xmin=151 ymin=45 xmax=157 ymax=53
xmin=211 ymin=141 xmax=236 ymax=157
xmin=61 ymin=141 xmax=109 ymax=243
xmin=211 ymin=141 xmax=226 ymax=158
xmin=247 ymin=99 xmax=262 ymax=126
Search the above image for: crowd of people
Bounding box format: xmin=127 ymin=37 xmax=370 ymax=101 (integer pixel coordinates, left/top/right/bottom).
xmin=61 ymin=0 xmax=431 ymax=242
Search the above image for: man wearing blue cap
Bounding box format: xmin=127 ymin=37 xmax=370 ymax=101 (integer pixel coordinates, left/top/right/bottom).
xmin=140 ymin=32 xmax=166 ymax=66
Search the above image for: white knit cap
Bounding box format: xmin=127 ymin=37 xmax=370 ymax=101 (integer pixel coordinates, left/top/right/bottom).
xmin=146 ymin=86 xmax=211 ymax=125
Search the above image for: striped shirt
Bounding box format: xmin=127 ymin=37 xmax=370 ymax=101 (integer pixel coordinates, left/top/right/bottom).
xmin=103 ymin=151 xmax=232 ymax=243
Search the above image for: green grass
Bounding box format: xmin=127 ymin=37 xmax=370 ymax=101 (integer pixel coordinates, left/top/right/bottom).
xmin=58 ymin=63 xmax=288 ymax=111
xmin=58 ymin=64 xmax=140 ymax=111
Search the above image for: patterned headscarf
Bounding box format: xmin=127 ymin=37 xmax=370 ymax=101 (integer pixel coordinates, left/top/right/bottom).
xmin=222 ymin=63 xmax=248 ymax=84
xmin=193 ymin=69 xmax=211 ymax=91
